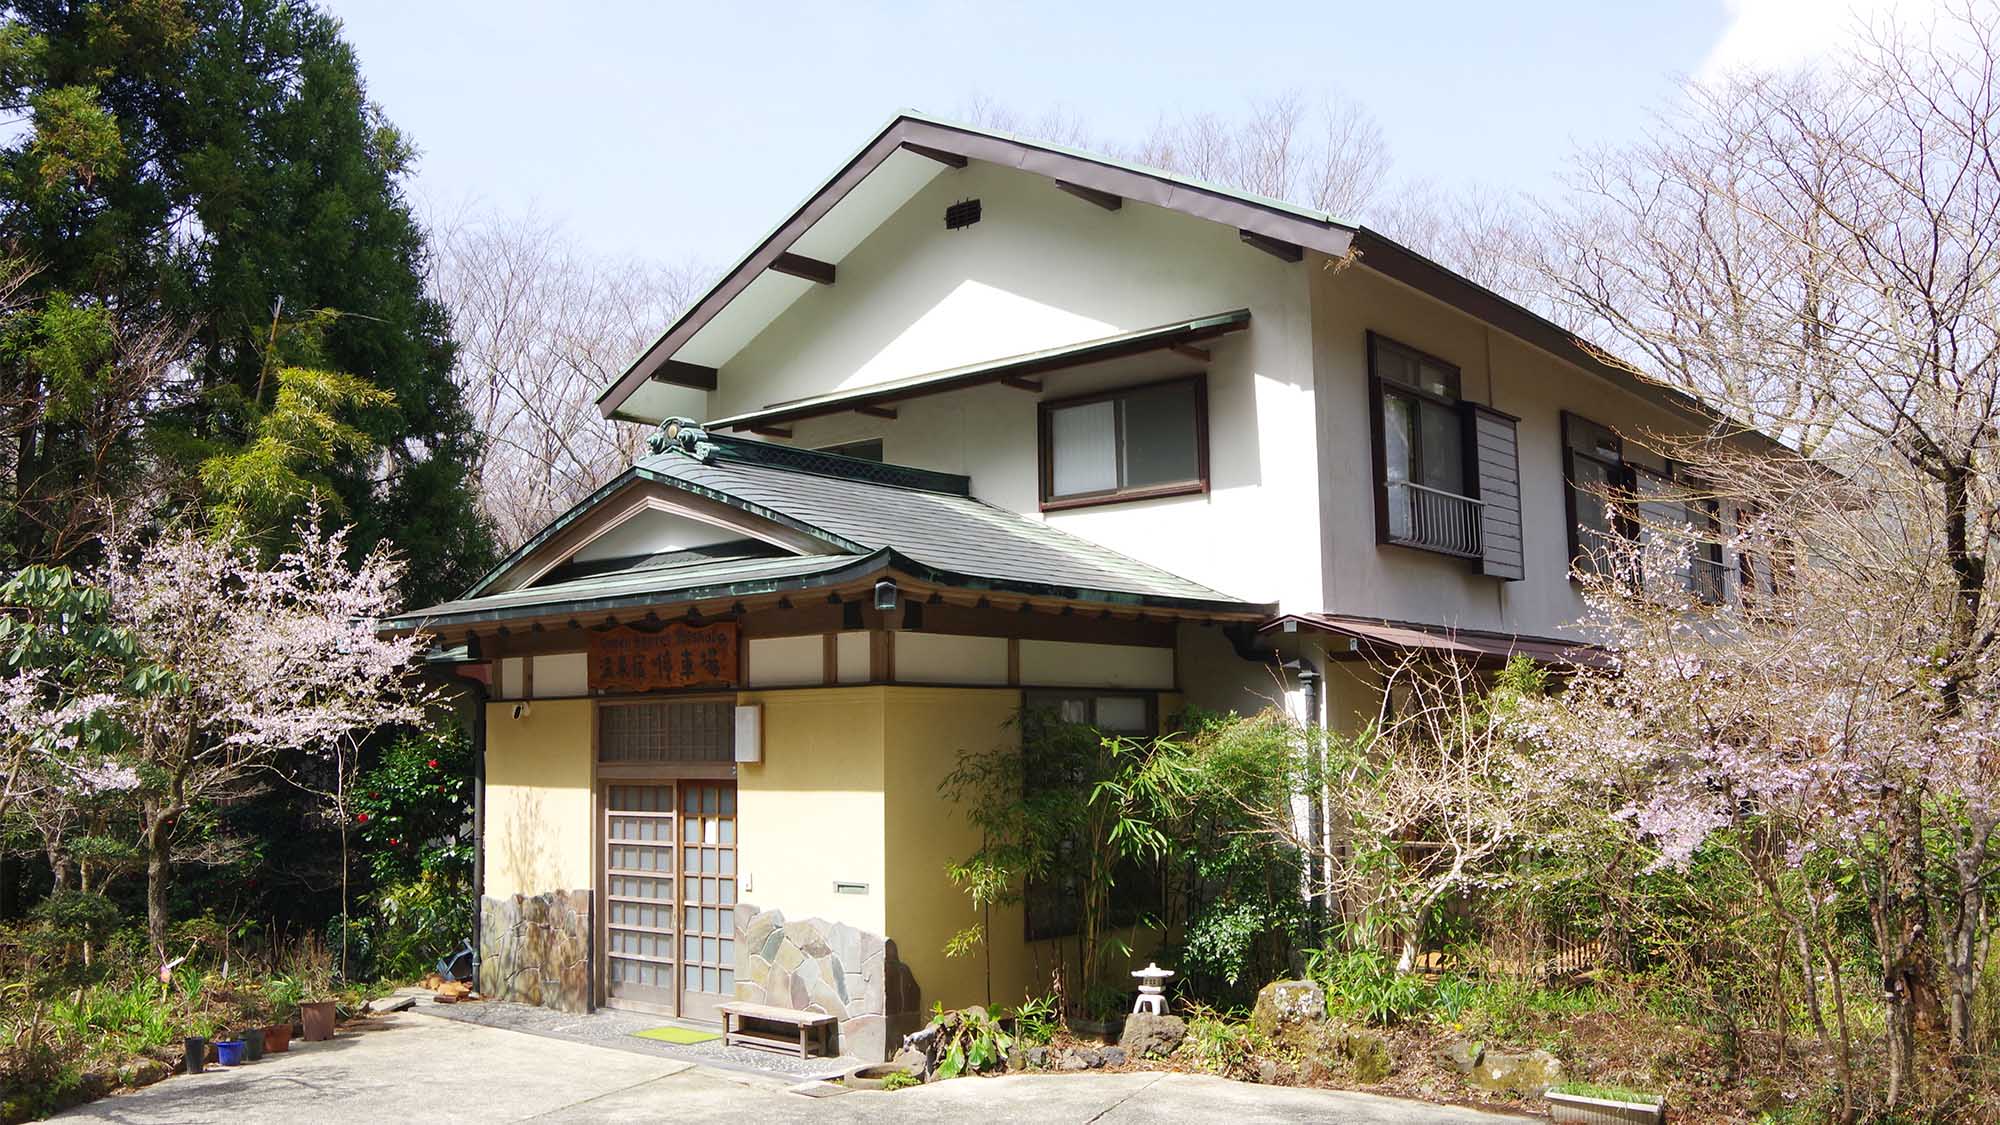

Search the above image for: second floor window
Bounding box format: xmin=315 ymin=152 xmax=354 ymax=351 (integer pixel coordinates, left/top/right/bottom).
xmin=1370 ymin=334 xmax=1482 ymax=558
xmin=1039 ymin=377 xmax=1207 ymax=510
xmin=1565 ymin=412 xmax=1727 ymax=603
xmin=1564 ymin=413 xmax=1626 ymax=577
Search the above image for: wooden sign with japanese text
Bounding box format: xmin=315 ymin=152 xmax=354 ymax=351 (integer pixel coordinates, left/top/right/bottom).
xmin=588 ymin=623 xmax=738 ymax=693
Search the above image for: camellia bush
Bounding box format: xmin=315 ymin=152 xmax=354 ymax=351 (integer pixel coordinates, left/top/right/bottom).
xmin=351 ymin=726 xmax=474 ymax=981
xmin=352 ymin=726 xmax=474 ymax=888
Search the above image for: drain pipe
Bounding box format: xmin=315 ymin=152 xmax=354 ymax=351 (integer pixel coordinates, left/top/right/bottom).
xmin=1225 ymin=623 xmax=1330 ymax=938
xmin=457 ymin=635 xmax=490 ymax=982
xmin=470 ymin=676 xmax=487 ymax=971
xmin=1296 ymin=663 xmax=1330 ymax=935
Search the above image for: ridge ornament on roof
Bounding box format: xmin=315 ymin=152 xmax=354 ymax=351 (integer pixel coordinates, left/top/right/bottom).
xmin=649 ymin=417 xmax=717 ymax=462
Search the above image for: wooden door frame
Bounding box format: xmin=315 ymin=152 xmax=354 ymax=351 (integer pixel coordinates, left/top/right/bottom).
xmin=591 ymin=718 xmax=739 ymax=1015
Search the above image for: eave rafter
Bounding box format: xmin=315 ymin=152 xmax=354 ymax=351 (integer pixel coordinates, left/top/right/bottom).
xmin=770 ymin=252 xmax=836 ymax=285
xmin=704 ymin=309 xmax=1250 ymax=434
xmin=1055 ymin=180 xmax=1121 ymax=211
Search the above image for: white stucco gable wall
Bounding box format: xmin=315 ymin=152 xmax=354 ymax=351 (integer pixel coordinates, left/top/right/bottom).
xmin=708 ymin=160 xmax=1326 ymax=610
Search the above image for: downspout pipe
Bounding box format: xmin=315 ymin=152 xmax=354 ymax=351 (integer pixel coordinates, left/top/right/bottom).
xmin=453 ymin=631 xmax=490 ymax=985
xmin=470 ymin=675 xmax=487 ymax=975
xmin=1225 ymin=622 xmax=1330 ymax=937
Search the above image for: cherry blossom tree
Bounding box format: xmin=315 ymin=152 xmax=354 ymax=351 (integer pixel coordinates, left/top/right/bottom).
xmin=93 ymin=513 xmax=433 ymax=953
xmin=1524 ymin=5 xmax=2000 ymax=1109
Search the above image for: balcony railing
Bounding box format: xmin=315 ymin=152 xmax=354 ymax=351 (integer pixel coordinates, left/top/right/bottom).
xmin=1387 ymin=480 xmax=1485 ymax=559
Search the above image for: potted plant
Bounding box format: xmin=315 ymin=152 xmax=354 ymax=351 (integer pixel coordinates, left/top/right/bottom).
xmin=1546 ymin=1082 xmax=1668 ymax=1125
xmin=263 ymin=1023 xmax=293 ymax=1053
xmin=300 ymin=997 xmax=338 ymax=1042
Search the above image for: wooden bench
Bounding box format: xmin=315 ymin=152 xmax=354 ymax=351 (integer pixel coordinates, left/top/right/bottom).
xmin=716 ymin=1001 xmax=838 ymax=1059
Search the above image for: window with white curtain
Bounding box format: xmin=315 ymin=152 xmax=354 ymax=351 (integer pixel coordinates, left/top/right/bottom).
xmin=1039 ymin=377 xmax=1206 ymax=509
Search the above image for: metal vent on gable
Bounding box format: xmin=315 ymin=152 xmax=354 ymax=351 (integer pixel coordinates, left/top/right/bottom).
xmin=945 ymin=198 xmax=982 ymax=230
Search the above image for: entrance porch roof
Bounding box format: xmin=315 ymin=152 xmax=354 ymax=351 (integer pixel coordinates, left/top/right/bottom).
xmin=385 ymin=428 xmax=1272 ymax=636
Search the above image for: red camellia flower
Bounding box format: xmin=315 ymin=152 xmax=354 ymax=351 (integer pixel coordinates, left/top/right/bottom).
xmin=389 ymin=838 xmax=399 ymax=846
xmin=427 ymin=758 xmax=439 ymax=769
xmin=356 ymin=812 xmax=369 ymax=823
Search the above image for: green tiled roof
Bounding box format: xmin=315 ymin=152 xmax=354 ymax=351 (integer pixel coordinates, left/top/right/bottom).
xmin=387 ymin=552 xmax=864 ymax=629
xmin=388 ymin=428 xmax=1268 ymax=630
xmin=633 ymin=433 xmax=1242 ymax=605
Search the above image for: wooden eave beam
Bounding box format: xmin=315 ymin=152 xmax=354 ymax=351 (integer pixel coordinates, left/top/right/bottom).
xmin=770 ymin=252 xmax=836 ymax=285
xmin=650 ymin=360 xmax=719 ymax=389
xmin=1055 ymin=180 xmax=1121 ymax=211
xmin=750 ymin=425 xmax=793 ymax=438
xmin=900 ymin=141 xmax=968 ymax=168
xmin=1170 ymin=344 xmax=1211 ymax=363
xmin=1000 ymin=376 xmax=1043 ymax=392
xmin=853 ymin=404 xmax=898 ymax=420
xmin=1239 ymin=229 xmax=1304 ymax=262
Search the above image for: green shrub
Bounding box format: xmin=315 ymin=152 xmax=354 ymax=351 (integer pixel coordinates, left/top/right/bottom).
xmin=924 ymin=1003 xmax=1015 ymax=1080
xmin=1178 ymin=1002 xmax=1263 ymax=1078
xmin=370 ymin=875 xmax=470 ymax=982
xmin=353 ymin=727 xmax=474 ymax=888
xmin=1011 ymin=992 xmax=1060 ymax=1046
xmin=1307 ymin=940 xmax=1433 ymax=1026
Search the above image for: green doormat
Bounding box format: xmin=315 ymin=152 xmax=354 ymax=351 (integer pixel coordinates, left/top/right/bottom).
xmin=633 ymin=1025 xmax=721 ymax=1045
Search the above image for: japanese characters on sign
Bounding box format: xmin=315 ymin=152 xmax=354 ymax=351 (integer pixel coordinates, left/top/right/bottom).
xmin=588 ymin=623 xmax=738 ymax=693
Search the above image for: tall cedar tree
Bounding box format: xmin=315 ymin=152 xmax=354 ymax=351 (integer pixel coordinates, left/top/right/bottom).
xmin=0 ymin=0 xmax=495 ymax=604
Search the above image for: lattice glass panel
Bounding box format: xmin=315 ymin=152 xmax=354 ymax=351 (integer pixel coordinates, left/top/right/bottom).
xmin=599 ymin=701 xmax=735 ymax=763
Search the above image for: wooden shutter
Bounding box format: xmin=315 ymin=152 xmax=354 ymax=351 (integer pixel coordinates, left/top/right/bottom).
xmin=1465 ymin=403 xmax=1524 ymax=580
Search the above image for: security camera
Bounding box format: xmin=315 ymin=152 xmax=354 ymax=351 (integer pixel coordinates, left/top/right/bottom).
xmin=511 ymin=702 xmax=531 ymax=720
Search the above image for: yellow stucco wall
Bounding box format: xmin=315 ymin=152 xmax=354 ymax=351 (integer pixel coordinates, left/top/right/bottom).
xmin=882 ymin=687 xmax=1027 ymax=1012
xmin=735 ymin=688 xmax=889 ymax=934
xmin=479 ymin=684 xmax=1171 ymax=1017
xmin=484 ymin=699 xmax=595 ymax=897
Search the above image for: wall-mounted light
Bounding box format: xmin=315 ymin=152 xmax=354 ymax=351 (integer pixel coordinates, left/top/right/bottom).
xmin=734 ymin=703 xmax=763 ymax=763
xmin=873 ymin=579 xmax=900 ymax=612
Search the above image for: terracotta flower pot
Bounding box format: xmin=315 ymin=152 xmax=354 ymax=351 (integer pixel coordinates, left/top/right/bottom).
xmin=300 ymin=1000 xmax=338 ymax=1042
xmin=263 ymin=1023 xmax=292 ymax=1053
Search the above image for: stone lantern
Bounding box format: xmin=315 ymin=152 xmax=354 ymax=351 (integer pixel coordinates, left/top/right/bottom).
xmin=1129 ymin=962 xmax=1175 ymax=1015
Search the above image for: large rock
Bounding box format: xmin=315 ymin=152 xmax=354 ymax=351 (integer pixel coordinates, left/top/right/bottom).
xmin=1250 ymin=979 xmax=1326 ymax=1042
xmin=1337 ymin=1027 xmax=1392 ymax=1083
xmin=1436 ymin=1038 xmax=1484 ymax=1075
xmin=1468 ymin=1048 xmax=1565 ymax=1095
xmin=1118 ymin=1012 xmax=1188 ymax=1058
xmin=115 ymin=1058 xmax=170 ymax=1088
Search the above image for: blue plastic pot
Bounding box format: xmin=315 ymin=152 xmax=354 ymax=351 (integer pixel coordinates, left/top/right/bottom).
xmin=215 ymin=1039 xmax=246 ymax=1066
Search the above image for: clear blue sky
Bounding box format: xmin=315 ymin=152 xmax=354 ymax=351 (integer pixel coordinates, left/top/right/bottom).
xmin=318 ymin=2 xmax=1775 ymax=269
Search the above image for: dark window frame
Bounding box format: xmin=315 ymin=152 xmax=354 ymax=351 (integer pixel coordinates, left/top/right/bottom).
xmin=1685 ymin=492 xmax=1727 ymax=604
xmin=1018 ymin=690 xmax=1161 ymax=943
xmin=1564 ymin=413 xmax=1730 ymax=602
xmin=1368 ymin=332 xmax=1479 ymax=557
xmin=1562 ymin=411 xmax=1627 ymax=577
xmin=1037 ymin=374 xmax=1209 ymax=513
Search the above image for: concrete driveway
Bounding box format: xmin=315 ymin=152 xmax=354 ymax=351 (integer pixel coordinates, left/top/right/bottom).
xmin=55 ymin=1011 xmax=1539 ymax=1124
